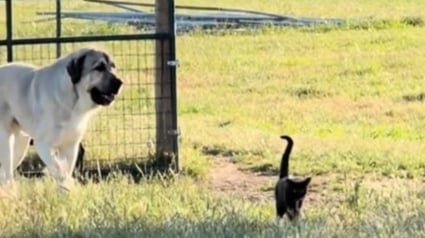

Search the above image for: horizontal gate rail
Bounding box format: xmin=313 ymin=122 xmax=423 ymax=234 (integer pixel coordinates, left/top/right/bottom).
xmin=0 ymin=33 xmax=172 ymax=46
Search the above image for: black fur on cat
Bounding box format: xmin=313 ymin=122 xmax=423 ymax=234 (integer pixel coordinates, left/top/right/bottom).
xmin=274 ymin=135 xmax=311 ymax=222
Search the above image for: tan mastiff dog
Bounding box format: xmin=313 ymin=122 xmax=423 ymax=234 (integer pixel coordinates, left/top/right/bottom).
xmin=0 ymin=47 xmax=123 ymax=195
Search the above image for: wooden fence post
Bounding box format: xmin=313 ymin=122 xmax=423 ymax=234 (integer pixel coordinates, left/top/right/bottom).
xmin=155 ymin=0 xmax=177 ymax=167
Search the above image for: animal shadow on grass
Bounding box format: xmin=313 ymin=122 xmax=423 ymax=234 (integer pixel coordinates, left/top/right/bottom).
xmin=17 ymin=145 xmax=176 ymax=184
xmin=248 ymin=163 xmax=279 ymax=176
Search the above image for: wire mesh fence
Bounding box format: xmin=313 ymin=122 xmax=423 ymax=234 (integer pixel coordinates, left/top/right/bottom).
xmin=0 ymin=0 xmax=178 ymax=176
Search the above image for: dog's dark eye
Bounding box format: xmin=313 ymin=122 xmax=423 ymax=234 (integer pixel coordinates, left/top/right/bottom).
xmin=94 ymin=63 xmax=106 ymax=71
xmin=110 ymin=62 xmax=116 ymax=68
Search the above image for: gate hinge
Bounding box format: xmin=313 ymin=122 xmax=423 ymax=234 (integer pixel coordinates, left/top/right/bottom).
xmin=167 ymin=60 xmax=179 ymax=68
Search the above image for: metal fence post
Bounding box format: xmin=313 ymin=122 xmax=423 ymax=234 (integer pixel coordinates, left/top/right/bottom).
xmin=155 ymin=0 xmax=179 ymax=171
xmin=168 ymin=0 xmax=179 ymax=173
xmin=5 ymin=0 xmax=13 ymax=62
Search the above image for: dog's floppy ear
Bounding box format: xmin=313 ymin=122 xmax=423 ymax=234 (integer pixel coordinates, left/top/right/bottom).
xmin=67 ymin=53 xmax=87 ymax=84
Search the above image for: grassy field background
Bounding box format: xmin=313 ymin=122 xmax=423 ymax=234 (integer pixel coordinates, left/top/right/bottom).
xmin=1 ymin=0 xmax=425 ymax=237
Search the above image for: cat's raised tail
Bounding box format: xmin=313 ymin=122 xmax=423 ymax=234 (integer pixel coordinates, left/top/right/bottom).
xmin=279 ymin=135 xmax=294 ymax=179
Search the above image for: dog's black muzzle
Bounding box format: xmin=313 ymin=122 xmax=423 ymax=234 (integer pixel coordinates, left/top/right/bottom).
xmin=90 ymin=75 xmax=123 ymax=106
xmin=109 ymin=76 xmax=123 ymax=95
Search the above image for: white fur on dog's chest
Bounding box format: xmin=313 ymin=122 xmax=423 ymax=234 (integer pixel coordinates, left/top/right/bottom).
xmin=54 ymin=119 xmax=88 ymax=146
xmin=34 ymin=112 xmax=87 ymax=147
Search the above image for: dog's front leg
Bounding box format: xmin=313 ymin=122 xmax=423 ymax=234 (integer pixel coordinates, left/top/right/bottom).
xmin=57 ymin=142 xmax=80 ymax=191
xmin=0 ymin=131 xmax=16 ymax=196
xmin=33 ymin=142 xmax=69 ymax=191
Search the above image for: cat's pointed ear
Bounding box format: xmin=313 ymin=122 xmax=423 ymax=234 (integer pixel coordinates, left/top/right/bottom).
xmin=303 ymin=177 xmax=312 ymax=186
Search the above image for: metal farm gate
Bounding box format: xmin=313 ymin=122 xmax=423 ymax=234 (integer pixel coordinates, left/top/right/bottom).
xmin=0 ymin=0 xmax=179 ymax=178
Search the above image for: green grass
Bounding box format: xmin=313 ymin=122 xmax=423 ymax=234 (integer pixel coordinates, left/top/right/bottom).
xmin=179 ymin=26 xmax=425 ymax=178
xmin=2 ymin=176 xmax=425 ymax=237
xmin=1 ymin=0 xmax=425 ymax=237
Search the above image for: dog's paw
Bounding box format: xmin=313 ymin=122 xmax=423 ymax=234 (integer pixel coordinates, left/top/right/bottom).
xmin=58 ymin=177 xmax=75 ymax=193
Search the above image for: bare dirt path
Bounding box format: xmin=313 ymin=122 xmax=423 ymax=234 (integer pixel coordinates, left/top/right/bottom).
xmin=207 ymin=157 xmax=274 ymax=203
xmin=206 ymin=157 xmax=329 ymax=208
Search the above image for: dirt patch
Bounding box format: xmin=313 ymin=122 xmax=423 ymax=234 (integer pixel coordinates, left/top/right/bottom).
xmin=207 ymin=157 xmax=274 ymax=203
xmin=206 ymin=157 xmax=327 ymax=206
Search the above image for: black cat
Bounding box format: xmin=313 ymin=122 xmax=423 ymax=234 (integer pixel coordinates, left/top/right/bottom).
xmin=274 ymin=135 xmax=311 ymax=222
